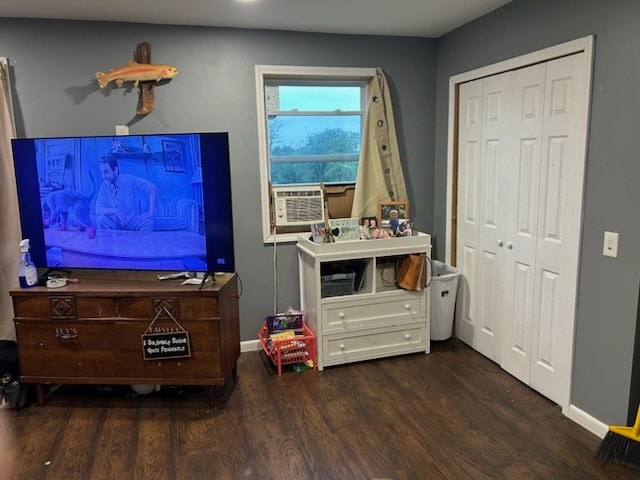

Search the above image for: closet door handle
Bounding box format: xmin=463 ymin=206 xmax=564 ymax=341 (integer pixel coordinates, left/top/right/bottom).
xmin=507 ymin=242 xmax=513 ymax=249
xmin=497 ymin=240 xmax=503 ymax=247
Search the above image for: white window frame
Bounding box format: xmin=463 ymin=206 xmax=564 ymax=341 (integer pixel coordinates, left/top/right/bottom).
xmin=255 ymin=65 xmax=377 ymax=243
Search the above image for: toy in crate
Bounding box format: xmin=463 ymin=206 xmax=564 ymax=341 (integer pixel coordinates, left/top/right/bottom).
xmin=258 ymin=314 xmax=316 ymax=376
xmin=266 ymin=310 xmax=304 ymax=333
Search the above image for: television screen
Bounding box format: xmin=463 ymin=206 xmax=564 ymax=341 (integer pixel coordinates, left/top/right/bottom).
xmin=11 ymin=132 xmax=235 ymax=273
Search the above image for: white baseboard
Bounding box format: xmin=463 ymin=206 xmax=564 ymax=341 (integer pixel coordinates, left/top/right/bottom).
xmin=241 ymin=339 xmax=261 ymax=352
xmin=567 ymin=404 xmax=609 ymax=438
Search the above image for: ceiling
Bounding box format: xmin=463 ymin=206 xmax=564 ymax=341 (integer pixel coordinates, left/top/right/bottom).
xmin=0 ymin=0 xmax=511 ymax=38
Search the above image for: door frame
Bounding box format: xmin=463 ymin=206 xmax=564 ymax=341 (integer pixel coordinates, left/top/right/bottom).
xmin=444 ymin=36 xmax=594 ymax=415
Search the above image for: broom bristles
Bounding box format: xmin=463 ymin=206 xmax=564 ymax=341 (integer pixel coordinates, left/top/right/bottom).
xmin=595 ymin=430 xmax=640 ymax=471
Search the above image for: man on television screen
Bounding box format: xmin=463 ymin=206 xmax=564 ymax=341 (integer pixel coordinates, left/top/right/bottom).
xmin=95 ymin=154 xmax=157 ymax=231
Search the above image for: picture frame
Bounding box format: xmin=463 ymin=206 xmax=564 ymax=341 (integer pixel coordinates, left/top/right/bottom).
xmin=310 ymin=223 xmax=326 ymax=244
xmin=378 ymin=201 xmax=410 ymax=229
xmin=359 ymin=216 xmax=377 ymax=239
xmin=162 ymin=140 xmax=186 ymax=173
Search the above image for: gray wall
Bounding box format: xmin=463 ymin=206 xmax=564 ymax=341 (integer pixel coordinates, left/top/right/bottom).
xmin=0 ymin=19 xmax=436 ymax=342
xmin=434 ymin=0 xmax=640 ymax=424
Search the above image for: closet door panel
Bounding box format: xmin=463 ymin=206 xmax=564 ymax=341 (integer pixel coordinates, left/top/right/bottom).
xmin=475 ymin=71 xmax=511 ymax=362
xmin=500 ymin=63 xmax=545 ymax=383
xmin=455 ymin=79 xmax=483 ymax=347
xmin=476 ymin=250 xmax=499 ymax=360
xmin=530 ymin=53 xmax=587 ymax=405
xmin=530 ymin=267 xmax=561 ymax=397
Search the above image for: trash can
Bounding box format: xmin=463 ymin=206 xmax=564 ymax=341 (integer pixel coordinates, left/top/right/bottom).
xmin=430 ymin=260 xmax=460 ymax=341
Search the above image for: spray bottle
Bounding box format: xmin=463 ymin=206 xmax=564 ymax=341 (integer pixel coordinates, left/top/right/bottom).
xmin=18 ymin=239 xmax=38 ymax=288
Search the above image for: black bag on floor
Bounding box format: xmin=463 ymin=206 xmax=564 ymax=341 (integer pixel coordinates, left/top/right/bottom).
xmin=0 ymin=340 xmax=31 ymax=411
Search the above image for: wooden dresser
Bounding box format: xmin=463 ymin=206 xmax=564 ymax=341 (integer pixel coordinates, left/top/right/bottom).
xmin=10 ymin=271 xmax=240 ymax=406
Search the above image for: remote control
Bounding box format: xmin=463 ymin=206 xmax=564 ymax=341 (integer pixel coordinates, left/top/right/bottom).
xmin=157 ymin=272 xmax=190 ymax=281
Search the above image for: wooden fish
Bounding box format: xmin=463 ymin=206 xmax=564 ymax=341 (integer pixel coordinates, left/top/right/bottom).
xmin=96 ymin=61 xmax=178 ymax=89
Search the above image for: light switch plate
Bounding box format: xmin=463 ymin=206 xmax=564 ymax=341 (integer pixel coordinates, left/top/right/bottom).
xmin=603 ymin=231 xmax=619 ymax=258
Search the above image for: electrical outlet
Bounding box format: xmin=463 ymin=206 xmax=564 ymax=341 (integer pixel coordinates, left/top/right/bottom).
xmin=115 ymin=125 xmax=129 ymax=136
xmin=603 ymin=231 xmax=619 ymax=258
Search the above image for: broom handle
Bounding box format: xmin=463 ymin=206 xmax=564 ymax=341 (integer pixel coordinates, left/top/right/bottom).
xmin=634 ymin=404 xmax=640 ymax=436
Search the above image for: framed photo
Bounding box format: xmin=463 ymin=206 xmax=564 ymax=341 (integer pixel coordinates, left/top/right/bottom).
xmin=162 ymin=140 xmax=186 ymax=173
xmin=310 ymin=223 xmax=326 ymax=244
xmin=360 ymin=216 xmax=377 ymax=239
xmin=395 ymin=219 xmax=415 ymax=237
xmin=378 ymin=201 xmax=410 ymax=229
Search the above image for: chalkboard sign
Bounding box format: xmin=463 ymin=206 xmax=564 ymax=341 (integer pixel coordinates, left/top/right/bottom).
xmin=328 ymin=217 xmax=361 ymax=241
xmin=142 ymin=332 xmax=191 ymax=360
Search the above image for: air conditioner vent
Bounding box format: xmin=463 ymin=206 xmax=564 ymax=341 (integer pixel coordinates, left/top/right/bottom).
xmin=272 ymin=186 xmax=324 ymax=226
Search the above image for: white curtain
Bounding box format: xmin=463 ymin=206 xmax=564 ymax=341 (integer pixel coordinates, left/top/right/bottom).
xmin=0 ymin=58 xmax=19 ymax=341
xmin=351 ymin=67 xmax=408 ymax=219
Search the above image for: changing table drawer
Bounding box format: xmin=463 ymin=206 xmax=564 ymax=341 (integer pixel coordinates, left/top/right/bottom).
xmin=322 ymin=323 xmax=427 ymax=367
xmin=321 ymin=292 xmax=425 ymax=334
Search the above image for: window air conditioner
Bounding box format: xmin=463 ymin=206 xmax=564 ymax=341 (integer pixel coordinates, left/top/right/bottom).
xmin=272 ymin=186 xmax=325 ymax=226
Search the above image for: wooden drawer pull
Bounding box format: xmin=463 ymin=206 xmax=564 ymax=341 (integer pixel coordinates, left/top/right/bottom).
xmin=56 ymin=332 xmax=78 ymax=340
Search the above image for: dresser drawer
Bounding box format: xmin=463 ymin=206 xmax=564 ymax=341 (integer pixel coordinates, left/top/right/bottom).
xmin=118 ymin=351 xmax=222 ymax=380
xmin=117 ymin=296 xmax=220 ymax=319
xmin=19 ymin=349 xmax=120 ymax=379
xmin=15 ymin=321 xmax=116 ymax=350
xmin=321 ymin=292 xmax=425 ymax=334
xmin=322 ymin=323 xmax=427 ymax=367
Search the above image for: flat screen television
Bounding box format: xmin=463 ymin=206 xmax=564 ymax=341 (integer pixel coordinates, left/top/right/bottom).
xmin=11 ymin=132 xmax=235 ymax=274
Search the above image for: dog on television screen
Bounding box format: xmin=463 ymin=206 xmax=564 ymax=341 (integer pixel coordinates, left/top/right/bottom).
xmin=41 ymin=173 xmax=96 ymax=239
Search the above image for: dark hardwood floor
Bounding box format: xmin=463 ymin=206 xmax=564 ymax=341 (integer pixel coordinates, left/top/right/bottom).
xmin=1 ymin=338 xmax=637 ymax=480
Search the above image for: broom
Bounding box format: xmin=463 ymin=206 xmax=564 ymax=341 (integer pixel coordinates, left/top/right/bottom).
xmin=595 ymin=404 xmax=640 ymax=470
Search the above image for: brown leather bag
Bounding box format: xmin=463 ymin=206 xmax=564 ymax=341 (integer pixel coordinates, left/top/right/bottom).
xmin=396 ymin=253 xmax=427 ymax=291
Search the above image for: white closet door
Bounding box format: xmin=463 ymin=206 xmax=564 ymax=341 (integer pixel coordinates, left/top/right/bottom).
xmin=456 ymin=52 xmax=587 ymax=406
xmin=455 ymin=79 xmax=483 ymax=348
xmin=528 ymin=53 xmax=587 ymax=404
xmin=475 ymin=71 xmax=512 ymax=362
xmin=457 ymin=72 xmax=512 ymax=362
xmin=500 ymin=62 xmax=546 ymax=384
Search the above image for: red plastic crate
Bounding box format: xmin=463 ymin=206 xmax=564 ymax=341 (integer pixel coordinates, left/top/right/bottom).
xmin=258 ymin=321 xmax=317 ymax=376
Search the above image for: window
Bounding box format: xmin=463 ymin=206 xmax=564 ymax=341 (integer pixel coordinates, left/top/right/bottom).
xmin=267 ymin=83 xmax=364 ymax=185
xmin=256 ymin=66 xmax=376 ymax=242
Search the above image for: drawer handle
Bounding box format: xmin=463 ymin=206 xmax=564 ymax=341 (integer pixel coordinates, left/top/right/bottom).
xmin=56 ymin=332 xmax=78 ymax=340
xmin=338 ymin=312 xmax=345 ymax=319
xmin=405 ymin=304 xmax=411 ymax=310
xmin=405 ymin=334 xmax=411 ymax=340
xmin=339 ymin=344 xmax=346 ymax=351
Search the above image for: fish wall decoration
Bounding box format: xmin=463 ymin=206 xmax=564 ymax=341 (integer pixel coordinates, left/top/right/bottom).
xmin=95 ymin=61 xmax=178 ymax=89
